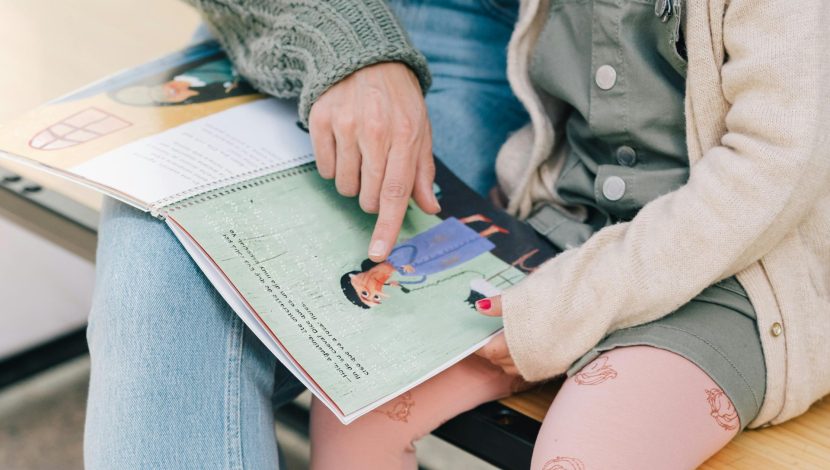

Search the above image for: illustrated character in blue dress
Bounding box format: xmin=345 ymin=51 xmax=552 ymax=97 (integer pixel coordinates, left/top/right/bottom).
xmin=340 ymin=215 xmax=509 ymax=308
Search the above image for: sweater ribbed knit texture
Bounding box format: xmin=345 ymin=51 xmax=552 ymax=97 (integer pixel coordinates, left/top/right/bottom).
xmin=185 ymin=0 xmax=431 ymax=124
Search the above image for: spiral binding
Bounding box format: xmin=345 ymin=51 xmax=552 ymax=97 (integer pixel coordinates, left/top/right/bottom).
xmin=161 ymin=162 xmax=317 ymax=215
xmin=148 ymin=153 xmax=314 ymax=216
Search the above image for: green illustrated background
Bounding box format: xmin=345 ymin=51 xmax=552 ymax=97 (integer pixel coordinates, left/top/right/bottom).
xmin=169 ymin=164 xmax=524 ymax=415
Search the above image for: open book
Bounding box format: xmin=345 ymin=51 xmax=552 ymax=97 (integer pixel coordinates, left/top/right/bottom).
xmin=0 ymin=42 xmax=556 ymax=423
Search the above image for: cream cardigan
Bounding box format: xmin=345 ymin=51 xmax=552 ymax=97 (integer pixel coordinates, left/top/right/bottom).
xmin=496 ymin=0 xmax=830 ymax=428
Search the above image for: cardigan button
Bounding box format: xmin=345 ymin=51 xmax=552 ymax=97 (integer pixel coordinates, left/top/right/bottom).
xmin=770 ymin=322 xmax=783 ymax=337
xmin=595 ymin=65 xmax=617 ymax=90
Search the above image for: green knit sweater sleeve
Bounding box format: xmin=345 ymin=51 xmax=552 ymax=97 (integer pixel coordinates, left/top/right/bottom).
xmin=184 ymin=0 xmax=431 ymax=125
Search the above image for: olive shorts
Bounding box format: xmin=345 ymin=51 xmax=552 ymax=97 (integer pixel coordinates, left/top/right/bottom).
xmin=567 ymin=276 xmax=766 ymax=430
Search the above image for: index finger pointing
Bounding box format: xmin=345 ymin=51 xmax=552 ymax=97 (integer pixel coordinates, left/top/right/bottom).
xmin=367 ymin=145 xmax=417 ymax=261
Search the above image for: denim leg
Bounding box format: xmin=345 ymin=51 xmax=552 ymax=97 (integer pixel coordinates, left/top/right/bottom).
xmin=389 ymin=0 xmax=529 ymax=196
xmin=84 ymin=200 xmax=304 ymax=469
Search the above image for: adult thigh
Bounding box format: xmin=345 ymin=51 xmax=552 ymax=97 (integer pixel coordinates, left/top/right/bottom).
xmin=84 ymin=200 xmax=303 ymax=469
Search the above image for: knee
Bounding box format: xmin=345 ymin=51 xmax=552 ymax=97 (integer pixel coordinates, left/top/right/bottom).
xmin=86 ymin=245 xmax=240 ymax=412
xmin=89 ymin=202 xmax=230 ymax=358
xmin=310 ymin=395 xmax=424 ymax=454
xmin=87 ymin=260 xmax=227 ymax=357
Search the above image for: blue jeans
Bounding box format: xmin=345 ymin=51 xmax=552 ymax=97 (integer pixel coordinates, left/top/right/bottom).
xmin=84 ymin=1 xmax=526 ymax=468
xmin=391 ymin=0 xmax=527 ymax=194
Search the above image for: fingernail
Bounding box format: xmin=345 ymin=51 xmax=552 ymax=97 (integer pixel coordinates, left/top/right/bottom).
xmin=476 ymin=299 xmax=492 ymax=311
xmin=432 ymin=193 xmax=441 ymax=211
xmin=369 ymin=240 xmax=387 ymax=258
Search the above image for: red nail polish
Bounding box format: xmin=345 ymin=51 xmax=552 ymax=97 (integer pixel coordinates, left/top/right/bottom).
xmin=477 ymin=299 xmax=491 ymax=310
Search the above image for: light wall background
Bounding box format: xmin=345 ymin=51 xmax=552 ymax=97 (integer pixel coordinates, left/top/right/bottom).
xmin=0 ymin=0 xmax=200 ymax=357
xmin=0 ymin=0 xmax=201 ymax=209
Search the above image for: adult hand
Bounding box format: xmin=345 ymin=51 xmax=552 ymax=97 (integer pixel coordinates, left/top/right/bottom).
xmin=474 ymin=296 xmax=521 ymax=376
xmin=308 ymin=62 xmax=440 ymax=262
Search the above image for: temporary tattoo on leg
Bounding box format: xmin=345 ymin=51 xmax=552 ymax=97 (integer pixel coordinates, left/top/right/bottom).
xmin=705 ymin=388 xmax=739 ymax=431
xmin=542 ymin=456 xmax=586 ymax=470
xmin=573 ymin=356 xmax=618 ymax=385
xmin=372 ymin=392 xmax=415 ymax=422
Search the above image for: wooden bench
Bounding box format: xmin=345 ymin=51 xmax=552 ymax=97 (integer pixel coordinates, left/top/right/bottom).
xmin=432 ymin=380 xmax=830 ymax=469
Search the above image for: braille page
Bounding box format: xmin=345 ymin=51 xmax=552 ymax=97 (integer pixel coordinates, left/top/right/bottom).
xmin=164 ymin=164 xmax=526 ymax=420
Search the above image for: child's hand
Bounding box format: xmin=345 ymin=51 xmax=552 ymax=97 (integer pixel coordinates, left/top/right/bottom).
xmin=473 ymin=296 xmax=520 ymax=376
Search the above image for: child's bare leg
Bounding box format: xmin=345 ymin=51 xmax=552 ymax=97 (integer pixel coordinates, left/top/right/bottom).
xmin=310 ymin=355 xmax=516 ymax=470
xmin=531 ymin=346 xmax=740 ymax=470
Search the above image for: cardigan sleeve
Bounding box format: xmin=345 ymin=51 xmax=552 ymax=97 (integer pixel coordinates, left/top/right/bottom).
xmin=183 ymin=0 xmax=431 ymax=125
xmin=501 ymin=0 xmax=830 ymax=382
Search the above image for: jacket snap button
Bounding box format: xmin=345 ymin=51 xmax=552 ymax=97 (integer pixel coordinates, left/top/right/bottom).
xmin=602 ymin=176 xmax=626 ymax=201
xmin=595 ymin=65 xmax=617 ymax=90
xmin=770 ymin=322 xmax=783 ymax=337
xmin=655 ymin=0 xmax=672 ymax=22
xmin=616 ymin=146 xmax=638 ymax=166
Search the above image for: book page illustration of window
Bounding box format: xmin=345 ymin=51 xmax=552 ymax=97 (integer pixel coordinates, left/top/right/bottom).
xmin=29 ymin=108 xmax=131 ymax=151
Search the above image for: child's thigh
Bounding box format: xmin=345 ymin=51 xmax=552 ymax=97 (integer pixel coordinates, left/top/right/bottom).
xmin=311 ymin=355 xmax=517 ymax=448
xmin=532 ymin=346 xmax=739 ymax=470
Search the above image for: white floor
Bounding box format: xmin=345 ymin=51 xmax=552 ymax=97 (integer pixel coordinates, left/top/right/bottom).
xmin=0 ymin=356 xmax=498 ymax=470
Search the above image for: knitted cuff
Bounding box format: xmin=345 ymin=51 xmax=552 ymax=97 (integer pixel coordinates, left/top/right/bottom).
xmin=189 ymin=0 xmax=431 ymax=125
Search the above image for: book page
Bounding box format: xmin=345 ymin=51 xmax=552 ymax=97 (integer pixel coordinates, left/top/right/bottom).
xmin=71 ymin=99 xmax=313 ymax=209
xmin=165 ymin=164 xmax=547 ymax=418
xmin=0 ymin=42 xmax=311 ymax=210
